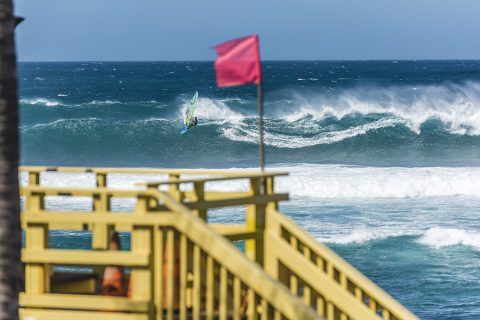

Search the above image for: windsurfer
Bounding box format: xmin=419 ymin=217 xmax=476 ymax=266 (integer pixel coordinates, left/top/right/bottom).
xmin=180 ymin=91 xmax=199 ymax=134
xmin=191 ymin=117 xmax=198 ymax=127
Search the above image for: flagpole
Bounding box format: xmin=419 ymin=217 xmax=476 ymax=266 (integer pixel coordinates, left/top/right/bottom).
xmin=258 ymin=81 xmax=265 ymax=171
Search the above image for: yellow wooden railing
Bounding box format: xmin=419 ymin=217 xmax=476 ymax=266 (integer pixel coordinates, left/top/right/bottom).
xmin=19 ymin=166 xmax=418 ymax=320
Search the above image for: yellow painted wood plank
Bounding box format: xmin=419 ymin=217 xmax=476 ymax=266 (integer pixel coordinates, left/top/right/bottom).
xmin=22 ymin=185 xmax=147 ymax=197
xmin=233 ymin=276 xmax=241 ymax=320
xmin=192 ymin=244 xmax=201 ymax=320
xmin=273 ymin=310 xmax=282 ymax=320
xmin=327 ymin=303 xmax=334 ymax=320
xmin=51 ymin=277 xmax=96 ymax=294
xmin=339 ymin=273 xmax=348 ymax=320
xmin=92 ymin=223 xmax=110 ymax=250
xmin=22 ymin=211 xmax=177 ymax=227
xmin=210 ymin=224 xmax=259 ymax=241
xmin=138 ymin=172 xmax=288 ymax=188
xmin=154 ymin=227 xmax=164 ymax=320
xmin=260 ymin=299 xmax=269 ymax=320
xmin=166 ymin=230 xmax=174 ymax=320
xmin=289 ymin=236 xmax=298 ymax=297
xmin=25 ymin=223 xmax=48 ymax=295
xmin=130 ymin=226 xmax=152 ymax=302
xmin=370 ymin=299 xmax=377 ymax=313
xmin=268 ymin=233 xmax=382 ymax=320
xmin=184 ymin=194 xmax=289 ymax=211
xmin=355 ymin=287 xmax=363 ymax=301
xmin=20 ymin=308 xmax=148 ymax=320
xmin=247 ymin=289 xmax=256 ymax=320
xmin=184 ymin=191 xmax=249 ymax=201
xmin=179 ymin=234 xmax=187 ymax=320
xmin=316 ymin=294 xmax=325 ymax=317
xmin=383 ymin=308 xmax=391 ymax=320
xmin=173 ymin=209 xmax=318 ymax=320
xmin=20 ymin=165 xmax=288 ymax=178
xmin=20 ymin=293 xmax=149 ymax=312
xmin=219 ymin=266 xmax=228 ymax=320
xmin=303 ymin=247 xmax=312 ymax=307
xmin=26 ymin=172 xmax=43 ymax=210
xmin=206 ymin=256 xmax=214 ymax=320
xmin=22 ymin=249 xmax=149 ymax=266
xmin=27 ymin=171 xmax=40 ymax=185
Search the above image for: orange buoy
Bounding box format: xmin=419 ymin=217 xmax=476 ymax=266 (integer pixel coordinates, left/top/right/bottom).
xmin=101 ymin=232 xmax=127 ymax=297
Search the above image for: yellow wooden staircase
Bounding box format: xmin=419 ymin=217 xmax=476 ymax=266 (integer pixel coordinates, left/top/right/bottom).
xmin=19 ymin=166 xmax=418 ymax=320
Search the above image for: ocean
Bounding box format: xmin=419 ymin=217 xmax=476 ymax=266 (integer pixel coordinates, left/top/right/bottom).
xmin=19 ymin=61 xmax=480 ymax=319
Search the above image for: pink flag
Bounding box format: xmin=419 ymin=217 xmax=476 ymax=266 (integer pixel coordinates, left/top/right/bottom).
xmin=213 ymin=35 xmax=261 ymax=87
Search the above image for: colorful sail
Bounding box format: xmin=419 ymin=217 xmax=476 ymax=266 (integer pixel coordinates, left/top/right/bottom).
xmin=185 ymin=91 xmax=198 ymax=127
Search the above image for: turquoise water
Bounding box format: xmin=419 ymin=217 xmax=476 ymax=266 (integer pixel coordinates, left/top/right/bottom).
xmin=19 ymin=61 xmax=480 ymax=319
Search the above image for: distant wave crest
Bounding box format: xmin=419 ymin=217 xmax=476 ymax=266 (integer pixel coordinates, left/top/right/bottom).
xmin=21 ymin=98 xmax=64 ymax=107
xmin=85 ymin=100 xmax=122 ymax=105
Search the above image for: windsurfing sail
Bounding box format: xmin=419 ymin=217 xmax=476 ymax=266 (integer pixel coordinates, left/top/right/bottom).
xmin=184 ymin=91 xmax=198 ymax=127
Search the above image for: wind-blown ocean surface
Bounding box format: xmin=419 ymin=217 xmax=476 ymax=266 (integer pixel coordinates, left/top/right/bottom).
xmin=19 ymin=61 xmax=480 ymax=319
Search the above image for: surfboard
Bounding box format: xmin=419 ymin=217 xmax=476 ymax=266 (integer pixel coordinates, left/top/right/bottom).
xmin=180 ymin=91 xmax=198 ymax=134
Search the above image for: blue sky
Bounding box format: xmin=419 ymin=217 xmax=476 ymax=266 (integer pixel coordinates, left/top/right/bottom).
xmin=15 ymin=0 xmax=480 ymax=61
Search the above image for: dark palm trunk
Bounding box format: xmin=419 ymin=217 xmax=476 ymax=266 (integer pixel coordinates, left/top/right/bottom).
xmin=0 ymin=0 xmax=21 ymax=319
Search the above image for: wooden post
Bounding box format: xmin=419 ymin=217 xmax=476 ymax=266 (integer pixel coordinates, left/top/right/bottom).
xmin=245 ymin=178 xmax=265 ymax=266
xmin=192 ymin=181 xmax=206 ymax=221
xmin=92 ymin=172 xmax=110 ymax=250
xmin=131 ymin=194 xmax=153 ymax=317
xmin=264 ymin=176 xmax=279 ymax=279
xmin=168 ymin=174 xmax=181 ymax=201
xmin=25 ymin=186 xmax=49 ymax=294
xmin=27 ymin=171 xmax=42 ymax=209
xmin=95 ymin=172 xmax=107 ymax=189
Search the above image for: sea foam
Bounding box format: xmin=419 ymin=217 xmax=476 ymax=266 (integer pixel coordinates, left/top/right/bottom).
xmin=313 ymin=227 xmax=480 ymax=250
xmin=21 ymin=165 xmax=480 ymax=199
xmin=222 ymin=118 xmax=403 ymax=148
xmin=418 ymin=227 xmax=480 ymax=250
xmin=21 ymin=98 xmax=64 ymax=107
xmin=86 ymin=100 xmax=122 ymax=105
xmin=180 ymin=165 xmax=480 ymax=199
xmin=179 ymin=98 xmax=245 ymax=121
xmin=274 ymin=165 xmax=480 ymax=198
xmin=317 ymin=229 xmax=415 ymax=245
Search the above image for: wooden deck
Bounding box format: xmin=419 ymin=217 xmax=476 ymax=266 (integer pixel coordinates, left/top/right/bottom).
xmin=19 ymin=166 xmax=418 ymax=320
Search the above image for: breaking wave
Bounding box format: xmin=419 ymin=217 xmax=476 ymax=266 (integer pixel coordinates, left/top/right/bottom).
xmin=313 ymin=227 xmax=480 ymax=251
xmin=278 ymin=82 xmax=480 ymax=135
xmin=222 ymin=118 xmax=405 ymax=148
xmin=418 ymin=227 xmax=480 ymax=250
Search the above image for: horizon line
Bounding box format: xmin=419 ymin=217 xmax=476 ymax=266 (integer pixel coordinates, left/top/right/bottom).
xmin=17 ymin=58 xmax=480 ymax=63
